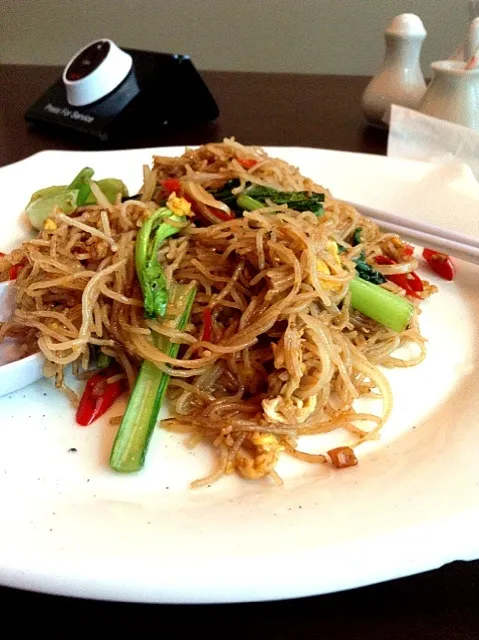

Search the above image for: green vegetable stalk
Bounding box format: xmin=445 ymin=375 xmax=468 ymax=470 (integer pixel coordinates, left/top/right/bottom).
xmin=110 ymin=204 xmax=194 ymax=472
xmin=135 ymin=207 xmax=187 ymax=318
xmin=236 ymin=193 xmax=265 ymax=212
xmin=349 ymin=277 xmax=413 ymax=333
xmin=109 ymin=283 xmax=196 ymax=473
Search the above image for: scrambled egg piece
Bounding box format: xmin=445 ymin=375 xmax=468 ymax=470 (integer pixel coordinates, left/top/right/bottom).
xmin=43 ymin=218 xmax=57 ymax=231
xmin=250 ymin=432 xmax=280 ymax=451
xmin=316 ymin=240 xmax=342 ymax=291
xmin=236 ymin=432 xmax=283 ymax=480
xmin=166 ymin=192 xmax=193 ymax=217
xmin=262 ymin=395 xmax=317 ymax=425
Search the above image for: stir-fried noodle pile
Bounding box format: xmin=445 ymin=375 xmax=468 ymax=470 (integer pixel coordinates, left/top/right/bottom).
xmin=0 ymin=140 xmax=436 ymax=486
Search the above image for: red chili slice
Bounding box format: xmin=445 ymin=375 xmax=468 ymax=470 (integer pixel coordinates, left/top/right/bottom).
xmin=8 ymin=262 xmax=25 ymax=280
xmin=388 ymin=274 xmax=421 ymax=298
xmin=405 ymin=271 xmax=424 ymax=292
xmin=201 ymin=307 xmax=213 ymax=342
xmin=76 ymin=371 xmax=125 ymax=426
xmin=422 ymin=248 xmax=455 ymax=281
xmin=374 ymin=255 xmax=395 ymax=265
xmin=237 ymin=158 xmax=257 ymax=169
xmin=374 ymin=255 xmax=422 ymax=298
xmin=160 ymin=178 xmax=182 ymax=194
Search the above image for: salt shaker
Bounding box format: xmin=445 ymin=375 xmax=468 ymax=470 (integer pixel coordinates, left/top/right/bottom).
xmin=361 ymin=13 xmax=427 ymax=127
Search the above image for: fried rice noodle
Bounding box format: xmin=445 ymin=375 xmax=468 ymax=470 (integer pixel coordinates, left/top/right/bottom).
xmin=0 ymin=138 xmax=431 ymax=487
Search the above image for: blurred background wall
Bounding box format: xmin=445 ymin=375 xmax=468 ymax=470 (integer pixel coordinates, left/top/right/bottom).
xmin=1 ymin=0 xmax=470 ymax=75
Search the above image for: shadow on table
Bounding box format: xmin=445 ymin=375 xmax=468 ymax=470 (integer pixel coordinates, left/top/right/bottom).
xmin=361 ymin=125 xmax=389 ymax=156
xmin=1 ymin=560 xmax=477 ymax=639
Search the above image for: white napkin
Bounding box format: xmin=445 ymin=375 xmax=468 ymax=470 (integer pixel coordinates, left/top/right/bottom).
xmin=387 ymin=105 xmax=479 ymax=182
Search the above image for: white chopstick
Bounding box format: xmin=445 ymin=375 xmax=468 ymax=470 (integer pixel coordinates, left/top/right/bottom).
xmin=344 ymin=200 xmax=479 ymax=266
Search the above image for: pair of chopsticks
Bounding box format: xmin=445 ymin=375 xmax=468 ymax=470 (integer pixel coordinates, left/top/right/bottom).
xmin=343 ymin=200 xmax=479 ymax=266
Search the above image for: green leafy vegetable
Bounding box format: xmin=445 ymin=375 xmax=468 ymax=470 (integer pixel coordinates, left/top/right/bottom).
xmin=242 ymin=185 xmax=325 ymax=214
xmin=353 ymin=252 xmax=386 ymax=285
xmin=352 ymin=227 xmax=362 ymax=246
xmin=25 ymin=188 xmax=79 ymax=230
xmin=97 ymin=351 xmax=111 ymax=369
xmin=208 ymin=179 xmax=241 ymax=209
xmin=68 ymin=167 xmax=95 ymax=206
xmin=135 ymin=207 xmax=187 ymax=319
xmin=347 ymin=229 xmax=386 ymax=285
xmin=109 ymin=283 xmax=196 ymax=473
xmin=209 ymin=180 xmax=325 ymax=216
xmin=84 ymin=178 xmax=129 ymax=205
xmin=25 ymin=167 xmax=128 ymax=229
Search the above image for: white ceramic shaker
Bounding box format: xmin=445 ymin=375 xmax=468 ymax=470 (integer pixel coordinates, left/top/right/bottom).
xmin=361 ymin=13 xmax=427 ymax=127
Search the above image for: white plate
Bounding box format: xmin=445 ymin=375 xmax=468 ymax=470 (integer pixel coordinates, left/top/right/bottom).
xmin=0 ymin=281 xmax=45 ymax=394
xmin=0 ymin=147 xmax=478 ymax=604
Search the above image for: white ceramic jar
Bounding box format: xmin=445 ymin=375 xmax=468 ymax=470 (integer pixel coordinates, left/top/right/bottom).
xmin=418 ymin=60 xmax=479 ymax=130
xmin=361 ymin=13 xmax=427 ymax=127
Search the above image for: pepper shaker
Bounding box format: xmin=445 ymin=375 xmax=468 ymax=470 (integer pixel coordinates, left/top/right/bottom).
xmin=361 ymin=13 xmax=427 ymax=127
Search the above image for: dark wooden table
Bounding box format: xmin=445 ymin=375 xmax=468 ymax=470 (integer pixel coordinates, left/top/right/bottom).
xmin=0 ymin=65 xmax=388 ymax=161
xmin=0 ymin=64 xmax=477 ymax=638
